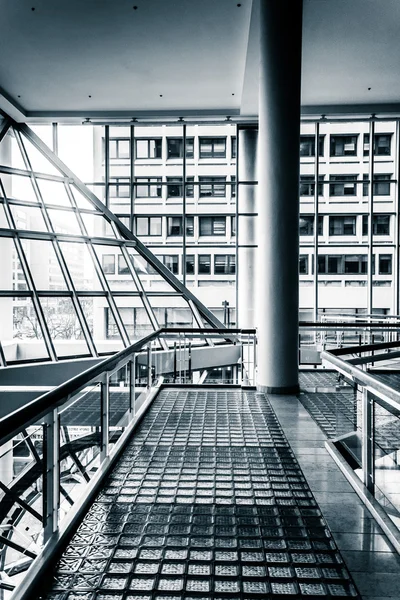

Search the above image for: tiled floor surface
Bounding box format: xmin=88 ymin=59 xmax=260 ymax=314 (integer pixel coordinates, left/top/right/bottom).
xmin=38 ymin=388 xmax=364 ymax=600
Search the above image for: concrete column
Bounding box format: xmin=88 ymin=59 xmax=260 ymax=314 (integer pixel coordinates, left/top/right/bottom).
xmin=256 ymin=0 xmax=303 ymax=393
xmin=237 ymin=128 xmax=258 ymax=329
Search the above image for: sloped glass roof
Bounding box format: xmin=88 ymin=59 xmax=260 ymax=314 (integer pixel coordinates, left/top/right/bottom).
xmin=0 ymin=116 xmax=222 ymax=365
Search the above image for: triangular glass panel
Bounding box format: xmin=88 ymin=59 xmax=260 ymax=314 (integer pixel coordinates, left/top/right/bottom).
xmin=81 ymin=213 xmax=117 ymax=238
xmin=127 ymin=247 xmax=179 ymax=294
xmin=20 ymin=133 xmax=64 ymax=177
xmin=0 ymin=129 xmax=25 ymax=170
xmin=70 ymin=184 xmax=101 ymax=211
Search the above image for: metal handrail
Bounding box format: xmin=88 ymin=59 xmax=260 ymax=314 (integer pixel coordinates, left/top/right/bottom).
xmin=0 ymin=327 xmax=254 ymax=447
xmin=300 ymin=320 xmax=400 ymax=329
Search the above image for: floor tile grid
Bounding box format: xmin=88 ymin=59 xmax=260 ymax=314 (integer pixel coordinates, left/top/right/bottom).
xmin=40 ymin=388 xmax=361 ymax=599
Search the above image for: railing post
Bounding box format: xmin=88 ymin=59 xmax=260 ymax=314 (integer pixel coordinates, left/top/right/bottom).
xmin=43 ymin=408 xmax=59 ymax=543
xmin=362 ymin=388 xmax=375 ymax=495
xmin=129 ymin=359 xmax=136 ymax=417
xmin=101 ymin=375 xmax=109 ymax=460
xmin=147 ymin=343 xmax=152 ymax=388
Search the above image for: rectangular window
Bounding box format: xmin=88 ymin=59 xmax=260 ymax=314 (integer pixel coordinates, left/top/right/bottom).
xmin=199 ymin=137 xmax=226 ymax=158
xmin=231 ymin=215 xmax=236 ymax=237
xmin=214 ymin=255 xmax=236 ymax=274
xmin=109 ymin=177 xmax=130 ymax=198
xmin=379 ymin=254 xmax=392 ymax=275
xmin=318 ymin=255 xmax=367 ymax=275
xmin=329 ymin=175 xmax=358 ymax=196
xmin=167 ymin=216 xmax=194 ymax=236
xmin=299 ymin=175 xmax=324 ymax=196
xmin=102 ymin=254 xmax=115 ymax=274
xmin=135 ymin=177 xmax=162 ymax=198
xmin=162 ymin=255 xmax=179 ymax=274
xmin=186 ymin=255 xmax=195 ymax=275
xmin=299 ymin=216 xmax=314 ymax=236
xmin=330 ymin=135 xmax=358 ymax=157
xmin=329 ymin=216 xmax=356 ymax=236
xmin=362 ymin=214 xmax=390 ymax=236
xmin=198 ymin=255 xmax=211 ymax=274
xmin=199 ymin=176 xmax=226 ymax=197
xmin=231 ymin=136 xmax=237 ymax=159
xmin=135 ymin=138 xmax=162 ymax=159
xmin=299 ymin=135 xmax=324 ymax=157
xmin=136 ymin=216 xmax=162 ymax=236
xmin=231 ymin=175 xmax=236 ymax=198
xmin=118 ymin=255 xmax=130 ymax=275
xmin=167 ymin=176 xmax=194 ymax=198
xmin=110 ymin=139 xmax=130 ymax=159
xmin=166 ymin=137 xmax=194 ymax=159
xmin=299 ymin=255 xmax=308 ymax=274
xmin=199 ymin=216 xmax=226 ymax=236
xmin=363 ymin=133 xmax=392 ymax=156
xmin=363 ymin=174 xmax=391 ymax=196
xmin=344 ymin=255 xmax=367 ymax=274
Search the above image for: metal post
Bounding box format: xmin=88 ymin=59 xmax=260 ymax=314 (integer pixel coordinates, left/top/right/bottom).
xmin=313 ymin=121 xmax=320 ymax=327
xmin=188 ymin=341 xmax=192 ymax=382
xmin=173 ymin=341 xmax=177 ymax=382
xmin=147 ymin=343 xmax=152 ymax=388
xmin=182 ymin=123 xmax=187 ymax=286
xmin=43 ymin=409 xmax=59 ymax=543
xmin=52 ymin=122 xmax=58 ymax=155
xmin=129 ymin=359 xmax=136 ymax=417
xmin=105 ymin=125 xmax=110 ymax=208
xmin=101 ymin=375 xmax=109 ymax=459
xmin=367 ymin=118 xmax=375 ymax=318
xmin=362 ymin=388 xmax=375 ymax=495
xmin=394 ymin=120 xmax=400 ymax=317
xmin=130 ymin=124 xmax=135 ymax=233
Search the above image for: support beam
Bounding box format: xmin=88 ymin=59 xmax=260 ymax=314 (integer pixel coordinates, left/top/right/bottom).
xmin=256 ymin=0 xmax=303 ymax=394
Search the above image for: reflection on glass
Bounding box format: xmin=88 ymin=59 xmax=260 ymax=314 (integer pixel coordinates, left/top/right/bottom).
xmin=10 ymin=204 xmax=48 ymax=233
xmin=78 ymin=296 xmax=124 ymax=354
xmin=59 ymin=241 xmax=103 ymax=290
xmin=114 ymin=297 xmax=154 ymax=342
xmin=23 ymin=238 xmax=68 ymax=290
xmin=81 ymin=213 xmax=116 ymax=238
xmin=94 ymin=244 xmax=138 ymax=292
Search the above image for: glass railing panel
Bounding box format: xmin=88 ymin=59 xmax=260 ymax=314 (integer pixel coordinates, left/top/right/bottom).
xmin=0 ymin=425 xmax=45 ymax=597
xmin=58 ymin=382 xmax=102 ymax=524
xmin=109 ymin=363 xmax=131 ymax=446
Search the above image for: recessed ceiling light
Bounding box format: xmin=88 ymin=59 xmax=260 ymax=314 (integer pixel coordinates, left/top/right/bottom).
xmin=232 ymin=93 xmax=235 ymax=96
xmin=133 ymin=5 xmax=138 ymax=9
xmin=31 ymin=7 xmax=36 ymax=11
xmin=17 ymin=95 xmax=21 ymax=98
xmin=368 ymin=87 xmax=372 ymax=91
xmin=237 ymin=3 xmax=242 ymax=6
xmin=88 ymin=95 xmax=92 ymax=98
xmin=160 ymin=94 xmax=163 ymax=97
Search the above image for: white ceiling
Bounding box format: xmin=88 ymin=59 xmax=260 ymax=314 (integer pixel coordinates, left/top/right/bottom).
xmin=1 ymin=0 xmax=400 ymax=121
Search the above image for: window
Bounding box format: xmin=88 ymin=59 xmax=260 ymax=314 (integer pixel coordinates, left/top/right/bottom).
xmin=230 ymin=175 xmax=236 ymax=198
xmin=299 ymin=255 xmax=309 ymax=274
xmin=110 ymin=139 xmax=130 ymax=159
xmin=186 ymin=255 xmax=195 ymax=275
xmin=118 ymin=255 xmax=130 ymax=275
xmin=167 ymin=176 xmax=194 ymax=198
xmin=135 ymin=177 xmax=162 ymax=198
xmin=162 ymin=255 xmax=179 ymax=274
xmin=299 ymin=175 xmax=324 ymax=196
xmin=231 ymin=136 xmax=237 ymax=159
xmin=231 ymin=215 xmax=236 ymax=237
xmin=109 ymin=177 xmax=130 ymax=198
xmin=136 ymin=216 xmax=162 ymax=236
xmin=330 ymin=135 xmax=358 ymax=157
xmin=363 ymin=133 xmax=392 ymax=156
xmin=199 ymin=137 xmax=226 ymax=158
xmin=214 ymin=255 xmax=236 ymax=274
xmin=167 ymin=216 xmax=194 ymax=236
xmin=344 ymin=255 xmax=367 ymax=274
xmin=363 ymin=174 xmax=391 ymax=197
xmin=102 ymin=254 xmax=115 ymax=274
xmin=135 ymin=138 xmax=162 ymax=159
xmin=199 ymin=216 xmax=226 ymax=236
xmin=362 ymin=215 xmax=390 ymax=236
xmin=166 ymin=137 xmax=194 ymax=159
xmin=199 ymin=176 xmax=226 ymax=197
xmin=379 ymin=254 xmax=392 ymax=275
xmin=299 ymin=135 xmax=324 ymax=157
xmin=299 ymin=216 xmax=323 ymax=236
xmin=318 ymin=255 xmax=367 ymax=275
xmin=329 ymin=216 xmax=356 ymax=236
xmin=329 ymin=175 xmax=358 ymax=196
xmin=198 ymin=255 xmax=211 ymax=274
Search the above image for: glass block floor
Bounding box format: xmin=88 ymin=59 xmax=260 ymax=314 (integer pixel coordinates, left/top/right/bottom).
xmin=38 ymin=388 xmax=360 ymax=599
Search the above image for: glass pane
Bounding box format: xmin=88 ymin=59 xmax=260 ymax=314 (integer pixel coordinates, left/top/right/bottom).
xmin=78 ymin=296 xmax=124 ymax=354
xmin=151 ymin=296 xmax=194 ymax=327
xmin=94 ymin=244 xmax=138 ymax=292
xmin=39 ymin=297 xmax=90 ymax=357
xmin=59 ymin=242 xmax=103 ymax=291
xmin=21 ymin=135 xmax=62 ymax=176
xmin=115 ymin=297 xmax=154 ymax=341
xmin=23 ymin=239 xmax=67 ymax=290
xmin=10 ymin=204 xmax=48 ymax=232
xmin=127 ymin=248 xmax=178 ymax=293
xmin=9 ymin=174 xmax=38 ymax=203
xmin=58 ymin=383 xmax=102 ymax=523
xmin=58 ymin=125 xmax=99 ymax=182
xmin=0 ymin=425 xmax=45 ymax=589
xmin=71 ymin=185 xmax=98 ymax=211
xmin=47 ymin=208 xmax=81 ymax=235
xmin=109 ymin=365 xmax=131 ymax=447
xmin=81 ymin=213 xmax=116 ymax=238
xmin=37 ymin=179 xmax=71 ymax=207
xmin=0 ymin=203 xmax=9 ymax=228
xmin=0 ymin=238 xmax=19 ymax=290
xmin=0 ymin=297 xmax=49 ymax=361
